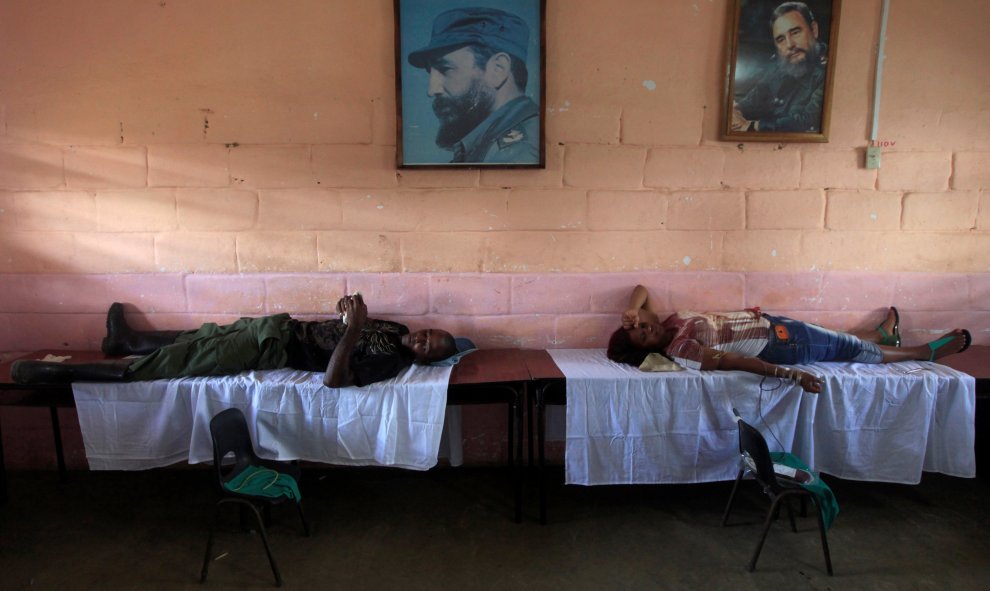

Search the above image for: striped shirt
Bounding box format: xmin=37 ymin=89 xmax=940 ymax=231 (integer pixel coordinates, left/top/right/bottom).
xmin=661 ymin=309 xmax=771 ymax=370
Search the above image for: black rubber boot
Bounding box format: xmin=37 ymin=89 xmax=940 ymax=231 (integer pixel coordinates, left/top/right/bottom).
xmin=11 ymin=359 xmax=133 ymax=385
xmin=101 ymin=302 xmax=182 ymax=355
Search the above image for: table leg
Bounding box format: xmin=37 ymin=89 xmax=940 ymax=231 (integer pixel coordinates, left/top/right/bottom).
xmin=506 ymin=403 xmax=514 ymax=470
xmin=50 ymin=406 xmax=67 ymax=483
xmin=514 ymin=386 xmax=524 ymax=524
xmin=527 ymin=385 xmax=534 ymax=467
xmin=538 ymin=385 xmax=547 ymax=525
xmin=0 ymin=413 xmax=8 ymax=504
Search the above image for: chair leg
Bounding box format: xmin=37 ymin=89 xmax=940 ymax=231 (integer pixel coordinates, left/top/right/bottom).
xmin=263 ymin=504 xmax=273 ymax=528
xmin=784 ymin=498 xmax=798 ymax=533
xmin=209 ymin=499 xmax=284 ymax=586
xmin=296 ymin=500 xmax=311 ymax=537
xmin=237 ymin=504 xmax=251 ymax=530
xmin=200 ymin=504 xmax=222 ymax=583
xmin=721 ymin=469 xmax=744 ymax=526
xmin=811 ymin=497 xmax=834 ymax=576
xmin=244 ymin=501 xmax=283 ymax=587
xmin=748 ymin=496 xmax=784 ymax=572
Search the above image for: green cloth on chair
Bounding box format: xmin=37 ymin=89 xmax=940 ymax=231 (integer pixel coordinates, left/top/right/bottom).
xmin=223 ymin=465 xmax=301 ymax=501
xmin=770 ymin=451 xmax=839 ymax=530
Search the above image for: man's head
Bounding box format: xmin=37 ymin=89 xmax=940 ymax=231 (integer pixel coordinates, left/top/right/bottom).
xmin=404 ymin=328 xmax=458 ymax=364
xmin=770 ymin=2 xmax=821 ymax=76
xmin=408 ymin=7 xmax=530 ymax=149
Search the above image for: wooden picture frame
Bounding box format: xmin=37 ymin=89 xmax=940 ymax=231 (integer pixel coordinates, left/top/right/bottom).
xmin=721 ymin=0 xmax=840 ymax=142
xmin=394 ymin=0 xmax=546 ymax=168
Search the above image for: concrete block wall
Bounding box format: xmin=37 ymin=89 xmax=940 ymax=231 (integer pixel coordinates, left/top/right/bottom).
xmin=0 ymin=270 xmax=987 ymax=353
xmin=1 ymin=0 xmax=988 ymax=468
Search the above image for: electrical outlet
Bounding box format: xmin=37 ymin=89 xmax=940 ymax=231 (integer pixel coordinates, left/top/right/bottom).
xmin=866 ymin=146 xmax=881 ymax=169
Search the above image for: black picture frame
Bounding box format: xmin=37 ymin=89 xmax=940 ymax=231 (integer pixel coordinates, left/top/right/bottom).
xmin=394 ymin=0 xmax=546 ymax=168
xmin=721 ymin=0 xmax=841 ymax=142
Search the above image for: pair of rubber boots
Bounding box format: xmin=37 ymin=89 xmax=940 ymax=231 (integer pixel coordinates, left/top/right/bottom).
xmin=11 ymin=303 xmax=182 ymax=385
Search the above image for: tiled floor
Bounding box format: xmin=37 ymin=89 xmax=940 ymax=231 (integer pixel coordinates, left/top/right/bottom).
xmin=2 ymin=465 xmax=988 ymax=590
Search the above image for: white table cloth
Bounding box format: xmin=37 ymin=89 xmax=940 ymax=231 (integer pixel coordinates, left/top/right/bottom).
xmin=73 ymin=364 xmax=452 ymax=471
xmin=548 ymin=349 xmax=976 ymax=486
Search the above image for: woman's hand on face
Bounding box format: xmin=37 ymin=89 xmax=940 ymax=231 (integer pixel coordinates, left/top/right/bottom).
xmin=621 ymin=309 xmax=640 ymax=329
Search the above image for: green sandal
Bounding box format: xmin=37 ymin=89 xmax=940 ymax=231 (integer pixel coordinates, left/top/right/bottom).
xmin=876 ymin=307 xmax=901 ymax=347
xmin=927 ymin=329 xmax=972 ymax=362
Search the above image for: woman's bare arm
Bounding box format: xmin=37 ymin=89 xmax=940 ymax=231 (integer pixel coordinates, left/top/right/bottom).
xmin=698 ymin=349 xmax=822 ymax=394
xmin=622 ymin=284 xmax=660 ymax=328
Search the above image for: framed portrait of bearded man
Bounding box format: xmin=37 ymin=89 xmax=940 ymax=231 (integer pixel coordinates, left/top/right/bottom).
xmin=721 ymin=0 xmax=840 ymax=142
xmin=394 ymin=0 xmax=546 ymax=168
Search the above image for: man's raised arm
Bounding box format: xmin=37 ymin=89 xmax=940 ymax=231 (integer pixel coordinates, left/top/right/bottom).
xmin=323 ymin=294 xmax=367 ymax=388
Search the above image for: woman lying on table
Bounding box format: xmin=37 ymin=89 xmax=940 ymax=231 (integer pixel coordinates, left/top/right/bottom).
xmin=606 ymin=285 xmax=972 ymax=393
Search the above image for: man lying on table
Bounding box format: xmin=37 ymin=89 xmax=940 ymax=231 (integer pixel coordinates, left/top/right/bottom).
xmin=12 ymin=294 xmax=475 ymax=388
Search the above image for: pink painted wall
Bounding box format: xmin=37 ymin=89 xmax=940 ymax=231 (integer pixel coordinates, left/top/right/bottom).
xmin=1 ymin=0 xmax=988 ymax=468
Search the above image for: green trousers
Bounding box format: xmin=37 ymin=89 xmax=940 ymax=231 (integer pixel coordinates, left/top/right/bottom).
xmin=127 ymin=314 xmax=292 ymax=381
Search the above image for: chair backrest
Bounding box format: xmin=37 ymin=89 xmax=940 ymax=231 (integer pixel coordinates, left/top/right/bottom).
xmin=732 ymin=408 xmax=780 ymax=490
xmin=209 ymin=408 xmax=262 ymax=487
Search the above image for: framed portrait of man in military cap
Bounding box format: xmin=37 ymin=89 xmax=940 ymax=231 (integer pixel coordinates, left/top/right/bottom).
xmin=394 ymin=0 xmax=546 ymax=168
xmin=721 ymin=0 xmax=840 ymax=143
